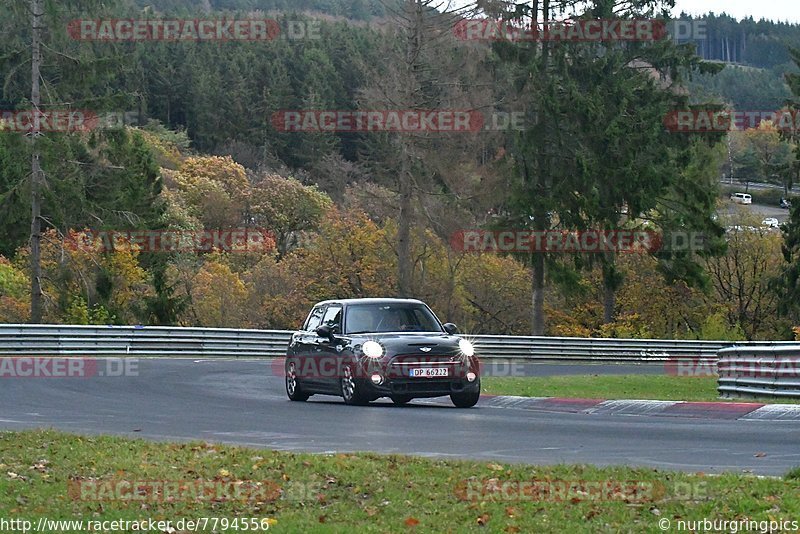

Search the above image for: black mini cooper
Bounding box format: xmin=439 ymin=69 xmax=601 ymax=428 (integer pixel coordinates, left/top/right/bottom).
xmin=285 ymin=298 xmax=481 ymax=407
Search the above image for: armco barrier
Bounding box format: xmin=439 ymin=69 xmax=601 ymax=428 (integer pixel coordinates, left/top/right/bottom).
xmin=5 ymin=324 xmax=797 ymax=398
xmin=0 ymin=324 xmax=736 ymax=362
xmin=0 ymin=325 xmax=291 ymax=358
xmin=718 ymin=344 xmax=800 ymax=399
xmin=469 ymin=335 xmax=727 ymax=362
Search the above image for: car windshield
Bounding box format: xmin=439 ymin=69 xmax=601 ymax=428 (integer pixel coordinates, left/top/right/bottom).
xmin=345 ymin=304 xmax=443 ymax=334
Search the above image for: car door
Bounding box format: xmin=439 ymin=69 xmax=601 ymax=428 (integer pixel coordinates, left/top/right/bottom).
xmin=316 ymin=304 xmax=344 ymax=393
xmin=293 ymin=304 xmax=326 ymax=389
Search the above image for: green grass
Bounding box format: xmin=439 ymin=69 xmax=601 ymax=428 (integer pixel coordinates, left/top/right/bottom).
xmin=482 ymin=375 xmax=800 ymax=404
xmin=0 ymin=430 xmax=798 ymax=533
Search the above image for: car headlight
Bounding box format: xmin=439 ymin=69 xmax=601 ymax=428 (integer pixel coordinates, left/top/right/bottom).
xmin=458 ymin=338 xmax=475 ymax=357
xmin=362 ymin=341 xmax=384 ymax=359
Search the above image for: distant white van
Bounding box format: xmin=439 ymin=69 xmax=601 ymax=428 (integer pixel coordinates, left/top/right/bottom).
xmin=730 ymin=192 xmax=752 ymax=205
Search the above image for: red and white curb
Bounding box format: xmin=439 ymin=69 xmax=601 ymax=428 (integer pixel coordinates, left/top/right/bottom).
xmin=418 ymin=395 xmax=800 ymax=421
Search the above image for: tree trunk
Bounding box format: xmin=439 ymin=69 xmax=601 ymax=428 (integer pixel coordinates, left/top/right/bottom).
xmin=30 ymin=0 xmax=44 ymax=323
xmin=529 ymin=0 xmax=549 ymax=336
xmin=394 ymin=0 xmax=426 ymax=297
xmin=603 ymin=283 xmax=616 ymax=324
xmin=531 ymin=252 xmax=545 ymax=335
xmin=397 ymin=158 xmax=413 ymax=296
xmin=602 ymin=253 xmax=620 ymax=325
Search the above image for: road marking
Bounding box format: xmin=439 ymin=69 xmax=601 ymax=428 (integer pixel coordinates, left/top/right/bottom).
xmin=741 ymin=404 xmax=800 ymax=421
xmin=585 ymin=399 xmax=679 ymax=416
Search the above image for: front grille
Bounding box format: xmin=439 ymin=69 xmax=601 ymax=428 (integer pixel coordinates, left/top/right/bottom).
xmin=391 ymin=354 xmax=461 ymax=364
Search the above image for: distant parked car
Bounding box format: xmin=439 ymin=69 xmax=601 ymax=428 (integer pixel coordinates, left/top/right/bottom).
xmin=762 ymin=217 xmax=780 ymax=229
xmin=780 ymin=197 xmax=792 ymax=209
xmin=730 ymin=192 xmax=752 ymax=205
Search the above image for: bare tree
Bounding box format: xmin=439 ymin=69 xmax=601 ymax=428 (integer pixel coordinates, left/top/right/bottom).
xmin=30 ymin=0 xmax=44 ymax=323
xmin=362 ymin=0 xmax=482 ymax=296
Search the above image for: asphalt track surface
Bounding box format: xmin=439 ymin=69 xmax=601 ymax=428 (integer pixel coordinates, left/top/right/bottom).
xmin=0 ymin=359 xmax=797 ymax=475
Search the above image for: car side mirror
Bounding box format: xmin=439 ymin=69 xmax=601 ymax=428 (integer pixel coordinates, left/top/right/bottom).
xmin=316 ymin=325 xmax=333 ymax=339
xmin=443 ymin=323 xmax=459 ymax=335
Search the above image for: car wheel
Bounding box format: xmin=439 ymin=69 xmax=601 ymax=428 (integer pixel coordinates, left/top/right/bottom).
xmin=285 ymin=360 xmax=309 ymax=402
xmin=391 ymin=395 xmax=413 ymax=405
xmin=340 ymin=362 xmax=370 ymax=406
xmin=450 ymin=385 xmax=480 ymax=408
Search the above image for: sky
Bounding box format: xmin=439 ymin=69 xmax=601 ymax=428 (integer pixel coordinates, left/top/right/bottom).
xmin=672 ymin=0 xmax=800 ymax=23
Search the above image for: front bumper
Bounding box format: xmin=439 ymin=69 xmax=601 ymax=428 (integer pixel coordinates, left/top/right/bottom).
xmin=357 ymin=354 xmax=480 ymax=398
xmin=375 ymin=377 xmax=480 ymax=397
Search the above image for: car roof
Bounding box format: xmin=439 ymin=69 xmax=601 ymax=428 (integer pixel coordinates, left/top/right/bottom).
xmin=312 ymin=298 xmax=426 ymax=307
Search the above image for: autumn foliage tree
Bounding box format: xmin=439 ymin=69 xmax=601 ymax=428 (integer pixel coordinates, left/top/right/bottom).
xmin=171 ymin=156 xmax=250 ymax=230
xmin=250 ymin=174 xmax=333 ymax=257
xmin=12 ymin=229 xmax=150 ymax=325
xmin=704 ymin=212 xmax=787 ymax=339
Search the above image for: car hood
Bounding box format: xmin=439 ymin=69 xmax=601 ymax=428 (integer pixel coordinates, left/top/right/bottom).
xmin=347 ymin=333 xmax=462 ymax=355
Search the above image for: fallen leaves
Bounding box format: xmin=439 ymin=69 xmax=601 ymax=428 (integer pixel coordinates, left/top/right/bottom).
xmin=404 ymin=517 xmax=420 ymax=527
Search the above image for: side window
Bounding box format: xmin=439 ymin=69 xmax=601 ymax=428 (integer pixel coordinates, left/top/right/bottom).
xmin=322 ymin=305 xmax=343 ymax=333
xmin=304 ymin=306 xmax=325 ymax=332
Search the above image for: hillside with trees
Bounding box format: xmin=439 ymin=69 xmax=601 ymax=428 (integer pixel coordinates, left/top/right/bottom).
xmin=2 ymin=0 xmax=800 ymax=341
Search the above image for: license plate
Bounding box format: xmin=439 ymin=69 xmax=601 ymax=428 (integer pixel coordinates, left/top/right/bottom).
xmin=409 ymin=368 xmax=449 ymax=378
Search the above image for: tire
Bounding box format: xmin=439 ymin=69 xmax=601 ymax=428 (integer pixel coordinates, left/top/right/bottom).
xmin=450 ymin=384 xmax=480 ymax=408
xmin=340 ymin=362 xmax=370 ymax=406
xmin=285 ymin=360 xmax=309 ymax=402
xmin=391 ymin=395 xmax=413 ymax=405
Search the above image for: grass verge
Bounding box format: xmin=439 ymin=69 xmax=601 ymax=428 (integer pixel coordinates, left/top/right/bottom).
xmin=0 ymin=430 xmax=798 ymax=533
xmin=481 ymin=375 xmax=800 ymax=404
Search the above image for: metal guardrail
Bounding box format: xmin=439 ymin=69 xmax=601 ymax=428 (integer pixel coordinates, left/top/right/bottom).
xmin=718 ymin=345 xmax=800 ymax=399
xmin=470 ymin=335 xmax=727 ymax=362
xmin=5 ymin=324 xmax=798 ymax=398
xmin=0 ymin=324 xmax=752 ymax=362
xmin=0 ymin=325 xmax=292 ymax=358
